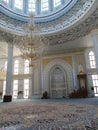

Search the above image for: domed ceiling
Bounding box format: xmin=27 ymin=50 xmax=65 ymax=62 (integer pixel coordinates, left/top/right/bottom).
xmin=0 ymin=0 xmax=98 ymax=45
xmin=0 ymin=0 xmax=78 ymax=22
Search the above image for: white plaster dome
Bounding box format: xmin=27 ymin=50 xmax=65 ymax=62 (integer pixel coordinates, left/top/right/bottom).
xmin=0 ymin=0 xmax=98 ymax=44
xmin=1 ymin=0 xmax=77 ymax=22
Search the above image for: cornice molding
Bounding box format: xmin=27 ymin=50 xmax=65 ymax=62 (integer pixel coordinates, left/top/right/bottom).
xmin=42 ymin=48 xmax=85 ymax=57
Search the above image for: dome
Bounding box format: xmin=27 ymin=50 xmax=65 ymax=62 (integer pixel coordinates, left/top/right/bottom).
xmin=1 ymin=0 xmax=77 ymax=22
xmin=0 ymin=0 xmax=98 ymax=44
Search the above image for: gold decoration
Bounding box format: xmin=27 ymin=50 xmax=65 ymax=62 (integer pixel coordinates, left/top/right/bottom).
xmin=79 ymin=70 xmax=85 ymax=75
xmin=42 ymin=56 xmax=72 ymax=69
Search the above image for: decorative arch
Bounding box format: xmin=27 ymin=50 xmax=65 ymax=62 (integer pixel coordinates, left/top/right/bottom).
xmin=50 ymin=65 xmax=67 ymax=98
xmin=42 ymin=59 xmax=74 ymax=98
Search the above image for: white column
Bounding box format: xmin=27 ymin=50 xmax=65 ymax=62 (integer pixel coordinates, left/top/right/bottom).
xmin=31 ymin=68 xmax=34 ymax=95
xmin=5 ymin=43 xmax=13 ymax=95
xmin=72 ymin=55 xmax=78 ymax=90
xmin=91 ymin=29 xmax=98 ymax=73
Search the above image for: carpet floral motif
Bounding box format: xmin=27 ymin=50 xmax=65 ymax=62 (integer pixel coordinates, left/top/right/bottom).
xmin=0 ymin=101 xmax=98 ymax=130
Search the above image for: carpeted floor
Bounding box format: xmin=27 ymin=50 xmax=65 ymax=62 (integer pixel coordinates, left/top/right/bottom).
xmin=0 ymin=98 xmax=98 ymax=130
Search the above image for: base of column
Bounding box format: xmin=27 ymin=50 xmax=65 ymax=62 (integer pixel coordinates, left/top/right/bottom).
xmin=3 ymin=95 xmax=12 ymax=102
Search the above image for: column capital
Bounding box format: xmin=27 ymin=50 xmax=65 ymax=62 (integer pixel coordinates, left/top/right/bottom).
xmin=8 ymin=42 xmax=13 ymax=48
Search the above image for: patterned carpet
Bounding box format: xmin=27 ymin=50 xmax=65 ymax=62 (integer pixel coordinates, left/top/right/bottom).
xmin=0 ymin=98 xmax=98 ymax=130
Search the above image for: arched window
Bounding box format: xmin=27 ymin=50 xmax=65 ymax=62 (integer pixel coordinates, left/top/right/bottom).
xmin=92 ymin=75 xmax=98 ymax=96
xmin=13 ymin=80 xmax=18 ymax=99
xmin=3 ymin=81 xmax=6 ymax=97
xmin=3 ymin=0 xmax=9 ymax=3
xmin=89 ymin=51 xmax=96 ymax=68
xmin=24 ymin=60 xmax=29 ymax=74
xmin=28 ymin=0 xmax=36 ymax=12
xmin=54 ymin=0 xmax=61 ymax=7
xmin=14 ymin=0 xmax=23 ymax=10
xmin=41 ymin=0 xmax=49 ymax=11
xmin=14 ymin=60 xmax=19 ymax=74
xmin=4 ymin=61 xmax=7 ymax=71
xmin=24 ymin=79 xmax=29 ymax=99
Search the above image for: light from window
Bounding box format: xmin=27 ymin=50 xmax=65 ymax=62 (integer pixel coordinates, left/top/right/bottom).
xmin=28 ymin=0 xmax=36 ymax=12
xmin=24 ymin=60 xmax=29 ymax=74
xmin=3 ymin=81 xmax=6 ymax=97
xmin=4 ymin=61 xmax=7 ymax=71
xmin=14 ymin=0 xmax=23 ymax=10
xmin=41 ymin=0 xmax=49 ymax=11
xmin=24 ymin=79 xmax=29 ymax=99
xmin=14 ymin=60 xmax=19 ymax=74
xmin=92 ymin=75 xmax=98 ymax=96
xmin=54 ymin=0 xmax=61 ymax=7
xmin=3 ymin=0 xmax=9 ymax=3
xmin=13 ymin=80 xmax=18 ymax=98
xmin=89 ymin=51 xmax=96 ymax=68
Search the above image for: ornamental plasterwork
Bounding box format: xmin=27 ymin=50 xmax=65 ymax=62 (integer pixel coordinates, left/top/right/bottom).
xmin=0 ymin=0 xmax=98 ymax=45
xmin=0 ymin=0 xmax=96 ymax=34
xmin=40 ymin=0 xmax=96 ymax=34
xmin=43 ymin=59 xmax=74 ymax=95
xmin=48 ymin=8 xmax=98 ymax=45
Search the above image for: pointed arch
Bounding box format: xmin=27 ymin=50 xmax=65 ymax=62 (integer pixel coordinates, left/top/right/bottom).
xmin=50 ymin=64 xmax=67 ymax=98
xmin=42 ymin=59 xmax=74 ymax=97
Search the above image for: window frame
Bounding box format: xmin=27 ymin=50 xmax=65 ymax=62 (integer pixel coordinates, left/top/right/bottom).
xmin=3 ymin=81 xmax=6 ymax=97
xmin=92 ymin=74 xmax=98 ymax=96
xmin=13 ymin=80 xmax=18 ymax=99
xmin=24 ymin=60 xmax=29 ymax=74
xmin=24 ymin=79 xmax=29 ymax=99
xmin=41 ymin=0 xmax=49 ymax=11
xmin=54 ymin=0 xmax=61 ymax=7
xmin=89 ymin=51 xmax=96 ymax=68
xmin=3 ymin=0 xmax=9 ymax=3
xmin=14 ymin=60 xmax=19 ymax=74
xmin=28 ymin=0 xmax=36 ymax=12
xmin=14 ymin=0 xmax=23 ymax=10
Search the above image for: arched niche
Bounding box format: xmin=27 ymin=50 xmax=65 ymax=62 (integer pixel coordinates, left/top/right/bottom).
xmin=42 ymin=59 xmax=74 ymax=98
xmin=50 ymin=65 xmax=67 ymax=98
